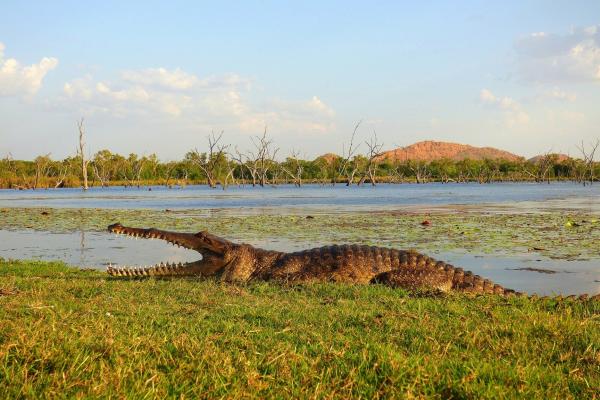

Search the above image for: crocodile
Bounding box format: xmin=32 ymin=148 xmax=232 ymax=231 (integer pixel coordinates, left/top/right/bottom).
xmin=106 ymin=223 xmax=598 ymax=300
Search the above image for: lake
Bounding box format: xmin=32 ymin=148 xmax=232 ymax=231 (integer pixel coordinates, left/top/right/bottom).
xmin=1 ymin=182 xmax=599 ymax=212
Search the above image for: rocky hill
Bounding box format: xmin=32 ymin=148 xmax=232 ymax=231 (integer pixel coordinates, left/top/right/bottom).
xmin=313 ymin=153 xmax=339 ymax=164
xmin=527 ymin=153 xmax=571 ymax=164
xmin=377 ymin=141 xmax=523 ymax=162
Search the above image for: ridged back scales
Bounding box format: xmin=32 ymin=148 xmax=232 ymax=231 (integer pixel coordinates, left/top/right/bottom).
xmin=258 ymin=244 xmax=512 ymax=294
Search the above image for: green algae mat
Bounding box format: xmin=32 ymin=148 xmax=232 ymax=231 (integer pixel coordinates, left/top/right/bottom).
xmin=1 ymin=260 xmax=599 ymax=399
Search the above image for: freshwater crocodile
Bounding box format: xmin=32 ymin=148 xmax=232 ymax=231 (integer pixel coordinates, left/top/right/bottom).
xmin=106 ymin=223 xmax=598 ymax=300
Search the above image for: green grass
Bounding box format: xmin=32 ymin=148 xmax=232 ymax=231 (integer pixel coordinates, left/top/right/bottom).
xmin=1 ymin=260 xmax=598 ymax=399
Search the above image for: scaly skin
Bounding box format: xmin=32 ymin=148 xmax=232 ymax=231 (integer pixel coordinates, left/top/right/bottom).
xmin=106 ymin=223 xmax=599 ymax=301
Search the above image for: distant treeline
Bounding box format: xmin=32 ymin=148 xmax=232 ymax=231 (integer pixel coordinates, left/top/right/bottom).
xmin=1 ymin=149 xmax=598 ymax=190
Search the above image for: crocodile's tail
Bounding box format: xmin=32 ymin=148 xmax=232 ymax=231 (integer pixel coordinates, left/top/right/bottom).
xmin=106 ymin=263 xmax=203 ymax=277
xmin=448 ymin=263 xmax=599 ymax=301
xmin=375 ymin=253 xmax=599 ymax=301
xmin=449 ymin=266 xmax=515 ymax=295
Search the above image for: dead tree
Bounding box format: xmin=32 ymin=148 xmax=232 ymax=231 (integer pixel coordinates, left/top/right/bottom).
xmin=245 ymin=156 xmax=260 ymax=187
xmin=77 ymin=118 xmax=90 ymax=190
xmin=130 ymin=157 xmax=146 ymax=188
xmin=53 ymin=162 xmax=69 ymax=188
xmin=33 ymin=154 xmax=52 ymax=189
xmin=402 ymin=148 xmax=430 ymax=183
xmin=538 ymin=154 xmax=556 ymax=184
xmin=3 ymin=153 xmax=16 ymax=175
xmin=523 ymin=151 xmax=555 ymax=183
xmin=191 ymin=131 xmax=229 ymax=188
xmin=389 ymin=162 xmax=405 ymax=184
xmin=162 ymin=162 xmax=177 ymax=187
xmin=92 ymin=163 xmax=110 ymax=187
xmin=231 ymin=148 xmax=247 ymax=187
xmin=92 ymin=151 xmax=113 ymax=187
xmin=221 ymin=154 xmax=240 ymax=190
xmin=576 ymin=139 xmax=599 ymax=186
xmin=248 ymin=128 xmax=278 ymax=187
xmin=221 ymin=162 xmax=238 ymax=190
xmin=280 ymin=150 xmax=304 ymax=187
xmin=358 ymin=132 xmax=384 ymax=186
xmin=409 ymin=161 xmax=430 ymax=183
xmin=335 ymin=121 xmax=361 ymax=186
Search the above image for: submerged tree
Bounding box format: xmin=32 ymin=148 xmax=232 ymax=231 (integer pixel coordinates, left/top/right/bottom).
xmin=280 ymin=150 xmax=304 ymax=187
xmin=577 ymin=139 xmax=599 ymax=186
xmin=335 ymin=121 xmax=361 ymax=186
xmin=357 ymin=131 xmax=384 ymax=186
xmin=189 ymin=130 xmax=230 ymax=188
xmin=32 ymin=154 xmax=52 ymax=190
xmin=77 ymin=118 xmax=90 ymax=190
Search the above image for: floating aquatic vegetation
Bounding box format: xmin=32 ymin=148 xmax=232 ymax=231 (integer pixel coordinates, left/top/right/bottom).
xmin=1 ymin=207 xmax=599 ymax=261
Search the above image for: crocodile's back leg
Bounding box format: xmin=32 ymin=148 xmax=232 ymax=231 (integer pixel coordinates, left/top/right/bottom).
xmin=371 ymin=266 xmax=453 ymax=292
xmin=371 ymin=251 xmax=454 ymax=291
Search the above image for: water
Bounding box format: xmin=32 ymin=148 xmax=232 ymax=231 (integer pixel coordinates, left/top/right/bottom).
xmin=2 ymin=183 xmax=599 ymax=295
xmin=1 ymin=182 xmax=599 ymax=212
xmin=1 ymin=229 xmax=597 ymax=296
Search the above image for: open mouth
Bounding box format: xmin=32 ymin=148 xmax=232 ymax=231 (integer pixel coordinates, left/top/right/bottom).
xmin=106 ymin=223 xmax=202 ymax=276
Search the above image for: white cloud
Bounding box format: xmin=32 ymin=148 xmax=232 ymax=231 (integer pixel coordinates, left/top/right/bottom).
xmin=480 ymin=88 xmax=530 ymax=127
xmin=545 ymin=87 xmax=576 ymax=102
xmin=64 ymin=75 xmax=94 ymax=100
xmin=307 ymin=96 xmax=335 ymax=118
xmin=242 ymin=96 xmax=336 ymax=134
xmin=121 ymin=67 xmax=199 ymax=90
xmin=515 ymin=25 xmax=600 ymax=83
xmin=546 ymin=109 xmax=585 ymax=124
xmin=121 ymin=67 xmax=252 ymax=92
xmin=63 ymin=67 xmax=336 ymax=133
xmin=0 ymin=42 xmax=58 ymax=96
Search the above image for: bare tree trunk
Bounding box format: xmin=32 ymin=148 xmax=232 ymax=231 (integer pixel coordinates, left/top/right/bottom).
xmin=77 ymin=118 xmax=90 ymax=190
xmin=577 ymin=139 xmax=599 ymax=185
xmin=163 ymin=164 xmax=176 ymax=187
xmin=54 ymin=165 xmax=68 ymax=188
xmin=33 ymin=154 xmax=52 ymax=190
xmin=336 ymin=121 xmax=361 ymax=186
xmin=192 ymin=131 xmax=229 ymax=189
xmin=358 ymin=131 xmax=384 ymax=186
xmin=248 ymin=127 xmax=278 ymax=187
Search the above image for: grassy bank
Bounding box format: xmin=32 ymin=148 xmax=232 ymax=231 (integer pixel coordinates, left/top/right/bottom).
xmin=1 ymin=260 xmax=598 ymax=398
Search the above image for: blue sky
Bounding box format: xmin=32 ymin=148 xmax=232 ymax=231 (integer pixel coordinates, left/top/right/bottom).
xmin=1 ymin=1 xmax=599 ymax=160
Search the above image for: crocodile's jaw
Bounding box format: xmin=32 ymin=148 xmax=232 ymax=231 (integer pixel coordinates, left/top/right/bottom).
xmin=106 ymin=260 xmax=207 ymax=277
xmin=108 ymin=223 xmax=204 ymax=250
xmin=107 ymin=223 xmax=212 ymax=276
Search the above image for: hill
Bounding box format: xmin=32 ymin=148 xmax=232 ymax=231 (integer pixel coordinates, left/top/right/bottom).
xmin=527 ymin=153 xmax=571 ymax=164
xmin=378 ymin=141 xmax=523 ymax=162
xmin=313 ymin=153 xmax=339 ymax=164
